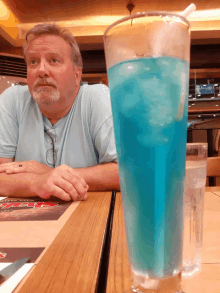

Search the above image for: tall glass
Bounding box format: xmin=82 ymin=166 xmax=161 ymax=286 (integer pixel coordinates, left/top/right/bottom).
xmin=182 ymin=143 xmax=208 ymax=278
xmin=104 ymin=12 xmax=191 ymax=292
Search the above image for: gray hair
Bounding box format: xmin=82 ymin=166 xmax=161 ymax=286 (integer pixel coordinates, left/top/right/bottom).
xmin=23 ymin=23 xmax=83 ymax=68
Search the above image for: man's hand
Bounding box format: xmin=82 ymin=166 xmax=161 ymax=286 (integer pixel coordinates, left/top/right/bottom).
xmin=0 ymin=160 xmax=52 ymax=175
xmin=31 ymin=164 xmax=89 ymax=201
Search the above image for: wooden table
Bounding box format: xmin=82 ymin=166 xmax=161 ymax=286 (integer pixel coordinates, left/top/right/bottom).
xmin=12 ymin=191 xmax=113 ymax=293
xmin=106 ymin=188 xmax=220 ymax=293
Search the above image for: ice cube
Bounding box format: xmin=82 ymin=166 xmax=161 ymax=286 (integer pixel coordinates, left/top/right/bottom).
xmin=138 ymin=76 xmax=173 ymax=127
xmin=108 ymin=60 xmax=142 ymax=94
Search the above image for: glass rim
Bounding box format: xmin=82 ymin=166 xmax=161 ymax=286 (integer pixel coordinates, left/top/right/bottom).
xmin=103 ymin=11 xmax=190 ymax=39
xmin=186 ymin=142 xmax=208 ymax=151
xmin=187 ymin=142 xmax=208 ymax=147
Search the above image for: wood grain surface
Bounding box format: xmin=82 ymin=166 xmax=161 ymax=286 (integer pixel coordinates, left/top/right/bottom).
xmin=106 ymin=192 xmax=132 ymax=293
xmin=16 ymin=191 xmax=112 ymax=293
xmin=182 ymin=264 xmax=220 ymax=293
xmin=106 ymin=190 xmax=220 ymax=293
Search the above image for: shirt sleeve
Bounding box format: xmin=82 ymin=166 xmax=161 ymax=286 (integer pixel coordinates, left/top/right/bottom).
xmin=0 ymin=86 xmax=19 ymax=158
xmin=87 ymin=84 xmax=117 ymax=164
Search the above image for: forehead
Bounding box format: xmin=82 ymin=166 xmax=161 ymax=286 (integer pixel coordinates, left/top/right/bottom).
xmin=26 ymin=35 xmax=71 ymax=56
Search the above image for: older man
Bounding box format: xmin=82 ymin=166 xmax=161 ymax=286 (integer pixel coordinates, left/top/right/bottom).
xmin=0 ymin=24 xmax=119 ymax=201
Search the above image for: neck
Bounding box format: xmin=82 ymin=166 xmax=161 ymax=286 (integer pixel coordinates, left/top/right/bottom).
xmin=40 ymin=103 xmax=72 ymax=125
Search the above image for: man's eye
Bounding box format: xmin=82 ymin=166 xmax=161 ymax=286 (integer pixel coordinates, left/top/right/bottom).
xmin=29 ymin=59 xmax=37 ymax=65
xmin=51 ymin=58 xmax=59 ymax=64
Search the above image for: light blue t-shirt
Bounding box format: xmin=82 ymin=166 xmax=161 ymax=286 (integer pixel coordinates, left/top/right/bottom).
xmin=0 ymin=84 xmax=117 ymax=168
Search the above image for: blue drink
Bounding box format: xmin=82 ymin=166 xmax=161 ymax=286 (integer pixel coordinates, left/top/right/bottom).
xmin=108 ymin=57 xmax=189 ymax=278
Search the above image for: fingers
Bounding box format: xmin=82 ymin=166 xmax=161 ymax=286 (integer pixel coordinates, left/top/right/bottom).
xmin=56 ymin=165 xmax=89 ymax=201
xmin=6 ymin=166 xmax=25 ymax=174
xmin=65 ymin=166 xmax=88 ymax=189
xmin=39 ymin=185 xmax=72 ymax=202
xmin=53 ymin=177 xmax=83 ymax=201
xmin=37 ymin=165 xmax=89 ymax=202
xmin=0 ymin=162 xmax=25 ymax=174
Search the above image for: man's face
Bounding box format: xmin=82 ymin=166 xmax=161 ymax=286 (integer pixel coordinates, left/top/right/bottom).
xmin=26 ymin=34 xmax=81 ymax=106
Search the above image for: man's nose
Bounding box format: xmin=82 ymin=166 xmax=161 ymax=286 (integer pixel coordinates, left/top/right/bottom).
xmin=37 ymin=60 xmax=50 ymax=77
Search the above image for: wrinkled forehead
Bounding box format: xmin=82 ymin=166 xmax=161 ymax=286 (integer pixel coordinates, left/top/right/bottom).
xmin=25 ymin=34 xmax=72 ymax=56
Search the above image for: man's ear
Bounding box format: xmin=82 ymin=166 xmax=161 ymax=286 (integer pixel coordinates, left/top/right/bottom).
xmin=74 ymin=67 xmax=82 ymax=87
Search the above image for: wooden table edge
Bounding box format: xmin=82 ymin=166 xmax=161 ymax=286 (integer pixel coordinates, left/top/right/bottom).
xmin=15 ymin=191 xmax=114 ymax=293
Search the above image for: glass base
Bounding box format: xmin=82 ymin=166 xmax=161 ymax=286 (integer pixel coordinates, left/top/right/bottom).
xmin=124 ymin=272 xmax=185 ymax=293
xmin=124 ymin=288 xmax=185 ymax=293
xmin=182 ymin=261 xmax=201 ymax=278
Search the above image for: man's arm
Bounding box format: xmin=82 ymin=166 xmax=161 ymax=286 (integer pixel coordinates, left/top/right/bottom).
xmin=0 ymin=159 xmax=88 ymax=201
xmin=0 ymin=159 xmax=52 ymax=175
xmin=0 ymin=160 xmax=120 ymax=193
xmin=0 ymin=158 xmax=119 ymax=199
xmin=0 ymin=172 xmax=38 ymax=198
xmin=0 ymin=158 xmax=30 ymax=197
xmin=75 ymin=162 xmax=120 ymax=191
xmin=0 ymin=158 xmax=14 ymax=164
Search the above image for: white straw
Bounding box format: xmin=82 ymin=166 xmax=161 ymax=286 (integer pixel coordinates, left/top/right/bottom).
xmin=181 ymin=3 xmax=196 ymax=18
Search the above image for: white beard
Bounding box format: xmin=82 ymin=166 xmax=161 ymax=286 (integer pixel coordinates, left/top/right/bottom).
xmin=32 ymin=86 xmax=60 ymax=105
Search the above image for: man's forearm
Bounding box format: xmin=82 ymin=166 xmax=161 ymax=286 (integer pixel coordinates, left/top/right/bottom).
xmin=75 ymin=162 xmax=120 ymax=191
xmin=0 ymin=166 xmax=89 ymax=201
xmin=0 ymin=173 xmax=37 ymax=197
xmin=0 ymin=160 xmax=52 ymax=175
xmin=0 ymin=162 xmax=121 ymax=198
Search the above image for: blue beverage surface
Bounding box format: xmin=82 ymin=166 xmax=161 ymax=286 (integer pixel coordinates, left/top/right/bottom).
xmin=108 ymin=57 xmax=189 ymax=278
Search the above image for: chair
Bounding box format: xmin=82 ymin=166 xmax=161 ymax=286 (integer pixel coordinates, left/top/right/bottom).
xmin=207 ymin=156 xmax=220 ymax=177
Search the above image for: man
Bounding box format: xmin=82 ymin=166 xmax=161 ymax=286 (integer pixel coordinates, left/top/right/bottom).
xmin=0 ymin=23 xmax=120 ymax=201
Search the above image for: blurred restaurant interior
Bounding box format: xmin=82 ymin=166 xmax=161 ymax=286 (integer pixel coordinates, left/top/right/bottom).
xmin=0 ymin=0 xmax=220 ymax=183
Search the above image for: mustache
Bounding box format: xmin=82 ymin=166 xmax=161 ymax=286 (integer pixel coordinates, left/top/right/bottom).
xmin=33 ymin=79 xmax=57 ymax=89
